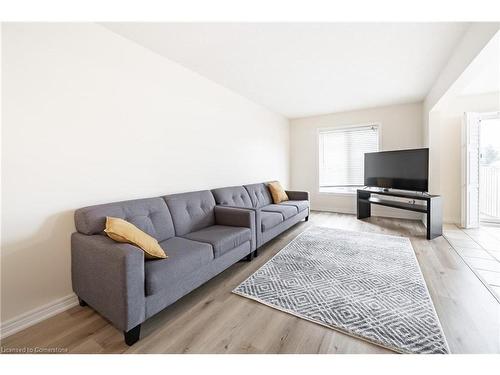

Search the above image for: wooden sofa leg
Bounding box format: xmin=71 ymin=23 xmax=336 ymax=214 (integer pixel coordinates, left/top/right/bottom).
xmin=124 ymin=324 xmax=141 ymax=346
xmin=246 ymin=252 xmax=253 ymax=261
xmin=305 ymin=215 xmax=309 ymax=222
xmin=254 ymin=249 xmax=258 ymax=257
xmin=78 ymin=297 xmax=87 ymax=307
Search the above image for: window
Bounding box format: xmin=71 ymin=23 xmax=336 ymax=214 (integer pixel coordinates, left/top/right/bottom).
xmin=319 ymin=124 xmax=379 ymax=193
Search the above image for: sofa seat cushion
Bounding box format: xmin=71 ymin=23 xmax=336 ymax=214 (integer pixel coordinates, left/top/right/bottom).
xmin=145 ymin=237 xmax=213 ymax=295
xmin=261 ymin=204 xmax=298 ymax=220
xmin=183 ymin=225 xmax=252 ymax=258
xmin=261 ymin=211 xmax=284 ymax=232
xmin=280 ymin=200 xmax=309 ymax=213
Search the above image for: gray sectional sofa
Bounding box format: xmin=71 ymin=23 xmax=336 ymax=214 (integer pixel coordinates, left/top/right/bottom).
xmin=212 ymin=183 xmax=309 ymax=250
xmin=71 ymin=183 xmax=309 ymax=345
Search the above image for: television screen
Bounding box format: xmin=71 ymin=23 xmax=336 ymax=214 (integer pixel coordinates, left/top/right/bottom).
xmin=364 ymin=148 xmax=429 ymax=192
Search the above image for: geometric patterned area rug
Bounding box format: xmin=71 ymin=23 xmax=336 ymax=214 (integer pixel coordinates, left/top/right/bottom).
xmin=233 ymin=226 xmax=450 ymax=354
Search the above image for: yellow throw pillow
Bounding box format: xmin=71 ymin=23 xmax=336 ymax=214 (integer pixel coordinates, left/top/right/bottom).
xmin=104 ymin=217 xmax=167 ymax=260
xmin=268 ymin=181 xmax=289 ymax=204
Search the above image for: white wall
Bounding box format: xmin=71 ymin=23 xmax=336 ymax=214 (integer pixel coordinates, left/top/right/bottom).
xmin=436 ymin=92 xmax=500 ymax=223
xmin=1 ymin=23 xmax=289 ymax=323
xmin=423 ymin=23 xmax=499 ymax=146
xmin=290 ymin=102 xmax=423 ymax=218
xmin=423 ymin=24 xmax=499 ymax=196
xmin=424 ymin=26 xmax=499 ymax=222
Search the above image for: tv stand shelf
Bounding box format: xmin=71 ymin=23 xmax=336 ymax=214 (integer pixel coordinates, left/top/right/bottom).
xmin=357 ymin=188 xmax=442 ymax=240
xmin=360 ymin=197 xmax=428 ymax=213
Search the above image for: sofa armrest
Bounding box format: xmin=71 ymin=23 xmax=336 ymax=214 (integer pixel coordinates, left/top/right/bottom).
xmin=214 ymin=206 xmax=256 ymax=250
xmin=215 ymin=205 xmax=255 ymax=228
xmin=286 ymin=190 xmax=310 ymax=201
xmin=71 ymin=233 xmax=146 ymax=331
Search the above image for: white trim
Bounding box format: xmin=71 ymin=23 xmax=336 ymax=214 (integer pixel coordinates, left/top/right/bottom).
xmin=0 ymin=294 xmax=78 ymax=339
xmin=478 ymin=111 xmax=500 ymax=121
xmin=443 ymin=216 xmax=461 ymax=225
xmin=318 ymin=123 xmax=379 ymax=134
xmin=313 ymin=207 xmax=425 ymax=221
xmin=318 ymin=190 xmax=357 ymax=196
xmin=461 ymin=111 xmax=500 ymax=228
xmin=478 ymin=111 xmax=500 ymax=225
xmin=461 ymin=112 xmax=481 ymax=228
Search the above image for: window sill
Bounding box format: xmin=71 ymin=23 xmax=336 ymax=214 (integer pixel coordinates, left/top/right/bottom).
xmin=319 ymin=187 xmax=359 ymax=196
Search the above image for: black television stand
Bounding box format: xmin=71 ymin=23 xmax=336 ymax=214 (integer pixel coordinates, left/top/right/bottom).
xmin=357 ymin=188 xmax=442 ymax=240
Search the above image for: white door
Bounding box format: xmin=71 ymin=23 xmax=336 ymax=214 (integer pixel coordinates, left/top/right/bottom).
xmin=461 ymin=112 xmax=480 ymax=228
xmin=478 ymin=112 xmax=500 ymax=223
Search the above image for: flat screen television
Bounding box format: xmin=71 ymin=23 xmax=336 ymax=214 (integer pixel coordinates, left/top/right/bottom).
xmin=364 ymin=148 xmax=429 ymax=192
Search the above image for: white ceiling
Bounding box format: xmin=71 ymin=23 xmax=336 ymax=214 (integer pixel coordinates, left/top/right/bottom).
xmin=103 ymin=23 xmax=468 ymax=118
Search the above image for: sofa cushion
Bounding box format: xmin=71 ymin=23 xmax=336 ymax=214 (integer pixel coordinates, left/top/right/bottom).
xmin=244 ymin=183 xmax=273 ymax=208
xmin=211 ymin=186 xmax=253 ymax=208
xmin=74 ymin=197 xmax=175 ymax=242
xmin=164 ymin=190 xmax=216 ymax=236
xmin=183 ymin=225 xmax=251 ymax=258
xmin=280 ymin=200 xmax=309 ymax=213
xmin=261 ymin=204 xmax=298 ymax=220
xmin=261 ymin=211 xmax=284 ymax=232
xmin=145 ymin=237 xmax=213 ymax=295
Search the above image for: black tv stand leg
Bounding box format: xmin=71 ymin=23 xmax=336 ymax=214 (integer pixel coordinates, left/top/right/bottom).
xmin=357 ymin=191 xmax=371 ymax=219
xmin=427 ymin=197 xmax=443 ymax=240
xmin=124 ymin=324 xmax=141 ymax=346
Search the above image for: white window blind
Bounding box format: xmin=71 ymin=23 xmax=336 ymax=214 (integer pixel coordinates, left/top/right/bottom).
xmin=319 ymin=125 xmax=379 ymax=188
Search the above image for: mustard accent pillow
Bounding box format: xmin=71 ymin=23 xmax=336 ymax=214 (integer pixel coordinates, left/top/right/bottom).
xmin=268 ymin=181 xmax=289 ymax=204
xmin=104 ymin=217 xmax=167 ymax=260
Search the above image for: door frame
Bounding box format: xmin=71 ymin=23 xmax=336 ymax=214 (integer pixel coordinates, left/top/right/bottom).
xmin=461 ymin=111 xmax=500 ymax=228
xmin=478 ymin=111 xmax=500 ymax=225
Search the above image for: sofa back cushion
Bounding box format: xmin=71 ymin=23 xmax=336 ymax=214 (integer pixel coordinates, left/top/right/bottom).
xmin=244 ymin=183 xmax=273 ymax=208
xmin=164 ymin=190 xmax=216 ymax=236
xmin=211 ymin=186 xmax=253 ymax=208
xmin=74 ymin=197 xmax=175 ymax=242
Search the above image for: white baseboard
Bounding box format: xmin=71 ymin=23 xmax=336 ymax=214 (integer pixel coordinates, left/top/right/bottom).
xmin=0 ymin=294 xmax=78 ymax=339
xmin=443 ymin=217 xmax=460 ymax=225
xmin=312 ymin=207 xmax=424 ymax=221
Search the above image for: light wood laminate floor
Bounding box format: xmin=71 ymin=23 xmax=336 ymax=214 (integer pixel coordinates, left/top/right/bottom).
xmin=2 ymin=212 xmax=499 ymax=354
